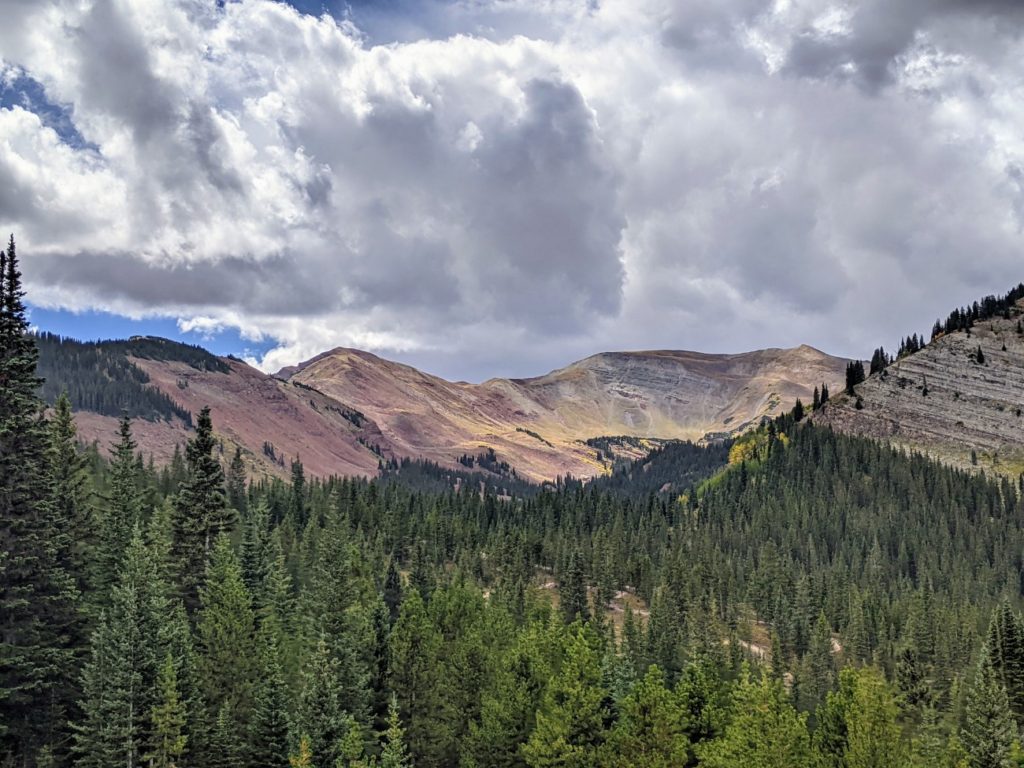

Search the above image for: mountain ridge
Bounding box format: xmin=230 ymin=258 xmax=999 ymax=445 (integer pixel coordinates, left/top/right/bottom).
xmin=47 ymin=336 xmax=847 ymax=482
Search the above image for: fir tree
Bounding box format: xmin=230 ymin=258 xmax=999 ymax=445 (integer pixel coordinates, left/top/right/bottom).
xmin=173 ymin=406 xmax=231 ymax=614
xmin=601 ymin=665 xmax=688 ymax=767
xmin=226 ymin=446 xmax=247 ymax=517
xmin=249 ymin=631 xmax=292 ymax=768
xmin=389 ymin=590 xmax=448 ymax=766
xmin=73 ymin=529 xmax=163 ymax=768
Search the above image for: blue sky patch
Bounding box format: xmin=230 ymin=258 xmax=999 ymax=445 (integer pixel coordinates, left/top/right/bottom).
xmin=0 ymin=72 xmax=96 ymax=151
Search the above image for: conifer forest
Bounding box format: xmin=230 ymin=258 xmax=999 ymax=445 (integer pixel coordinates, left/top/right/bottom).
xmin=6 ymin=233 xmax=1024 ymax=768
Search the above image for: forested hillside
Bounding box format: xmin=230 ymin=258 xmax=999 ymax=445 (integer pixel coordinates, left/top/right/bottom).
xmin=5 ymin=235 xmax=1024 ymax=767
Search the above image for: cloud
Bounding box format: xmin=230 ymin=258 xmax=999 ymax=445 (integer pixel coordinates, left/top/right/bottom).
xmin=1 ymin=0 xmax=1024 ymax=380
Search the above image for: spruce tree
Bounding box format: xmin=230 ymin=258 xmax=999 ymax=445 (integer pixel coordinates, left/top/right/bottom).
xmin=0 ymin=235 xmax=79 ymax=762
xmin=560 ymin=549 xmax=589 ymax=623
xmin=146 ymin=653 xmax=187 ymax=768
xmin=389 ymin=590 xmax=448 ymax=766
xmin=962 ymin=646 xmax=1016 ymax=768
xmin=73 ymin=529 xmax=163 ymax=768
xmin=380 ymin=694 xmax=412 ymax=768
xmin=249 ymin=631 xmax=291 ymax=768
xmin=173 ymin=406 xmax=231 ymax=614
xmin=226 ymin=446 xmax=247 ymax=517
xmin=296 ymin=635 xmax=347 ymax=768
xmin=601 ymin=664 xmax=688 ymax=767
xmin=986 ymin=600 xmax=1024 ymax=722
xmin=843 ymin=666 xmax=909 ymax=768
xmin=197 ymin=534 xmax=258 ymax=735
xmin=97 ymin=415 xmax=142 ymax=594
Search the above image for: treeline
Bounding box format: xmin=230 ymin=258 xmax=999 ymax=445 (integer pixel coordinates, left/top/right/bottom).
xmin=35 ymin=332 xmax=229 ymax=425
xmin=5 ymin=235 xmax=1024 ymax=767
xmin=35 ymin=332 xmax=195 ymax=423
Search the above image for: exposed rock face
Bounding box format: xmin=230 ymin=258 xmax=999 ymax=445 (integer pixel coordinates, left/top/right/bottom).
xmin=819 ymin=303 xmax=1024 ymax=474
xmin=287 ymin=344 xmax=848 ymax=481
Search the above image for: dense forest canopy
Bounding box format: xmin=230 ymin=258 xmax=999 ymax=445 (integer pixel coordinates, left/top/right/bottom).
xmin=4 ymin=235 xmax=1024 ymax=767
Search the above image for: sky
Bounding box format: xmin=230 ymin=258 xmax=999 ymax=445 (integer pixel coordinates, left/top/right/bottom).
xmin=2 ymin=0 xmax=1024 ymax=381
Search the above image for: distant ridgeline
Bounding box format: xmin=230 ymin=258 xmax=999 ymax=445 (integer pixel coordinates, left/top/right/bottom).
xmin=34 ymin=333 xmax=229 ymax=425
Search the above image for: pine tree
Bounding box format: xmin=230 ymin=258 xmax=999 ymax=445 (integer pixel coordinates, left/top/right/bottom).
xmin=0 ymin=236 xmax=80 ymax=761
xmin=173 ymin=406 xmax=231 ymax=614
xmin=146 ymin=653 xmax=187 ymax=768
xmin=962 ymin=646 xmax=1016 ymax=768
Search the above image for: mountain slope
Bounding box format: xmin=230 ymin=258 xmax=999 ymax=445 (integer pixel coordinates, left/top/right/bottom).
xmin=820 ymin=298 xmax=1024 ymax=474
xmin=286 ymin=344 xmax=848 ymax=480
xmin=40 ymin=337 xmax=392 ymax=479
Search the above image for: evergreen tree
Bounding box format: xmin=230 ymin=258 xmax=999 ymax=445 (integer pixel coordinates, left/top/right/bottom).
xmin=698 ymin=669 xmax=816 ymax=768
xmin=146 ymin=653 xmax=187 ymax=768
xmin=601 ymin=665 xmax=688 ymax=767
xmin=987 ymin=600 xmax=1024 ymax=722
xmin=46 ymin=389 xmax=93 ymax=604
xmin=522 ymin=622 xmax=608 ymax=768
xmin=72 ymin=529 xmax=162 ymax=768
xmin=845 ymin=360 xmax=866 ymax=394
xmin=296 ymin=635 xmax=347 ymax=768
xmin=226 ymin=446 xmax=247 ymax=517
xmin=173 ymin=406 xmax=231 ymax=614
xmin=843 ymin=666 xmax=909 ymax=768
xmin=389 ymin=590 xmax=448 ymax=766
xmin=380 ymin=694 xmax=412 ymax=768
xmin=197 ymin=534 xmax=259 ymax=736
xmin=249 ymin=632 xmax=292 ymax=768
xmin=97 ymin=415 xmax=142 ymax=594
xmin=560 ymin=549 xmax=589 ymax=624
xmin=0 ymin=235 xmax=79 ymax=762
xmin=962 ymin=646 xmax=1017 ymax=768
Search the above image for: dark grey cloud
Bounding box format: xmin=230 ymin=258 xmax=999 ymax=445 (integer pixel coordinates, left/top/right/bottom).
xmin=783 ymin=0 xmax=1024 ymax=91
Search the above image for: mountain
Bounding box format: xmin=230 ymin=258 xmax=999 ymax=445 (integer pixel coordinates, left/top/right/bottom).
xmin=41 ymin=334 xmax=846 ymax=481
xmin=284 ymin=344 xmax=847 ymax=480
xmin=820 ymin=293 xmax=1024 ymax=475
xmin=37 ymin=335 xmax=394 ymax=479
